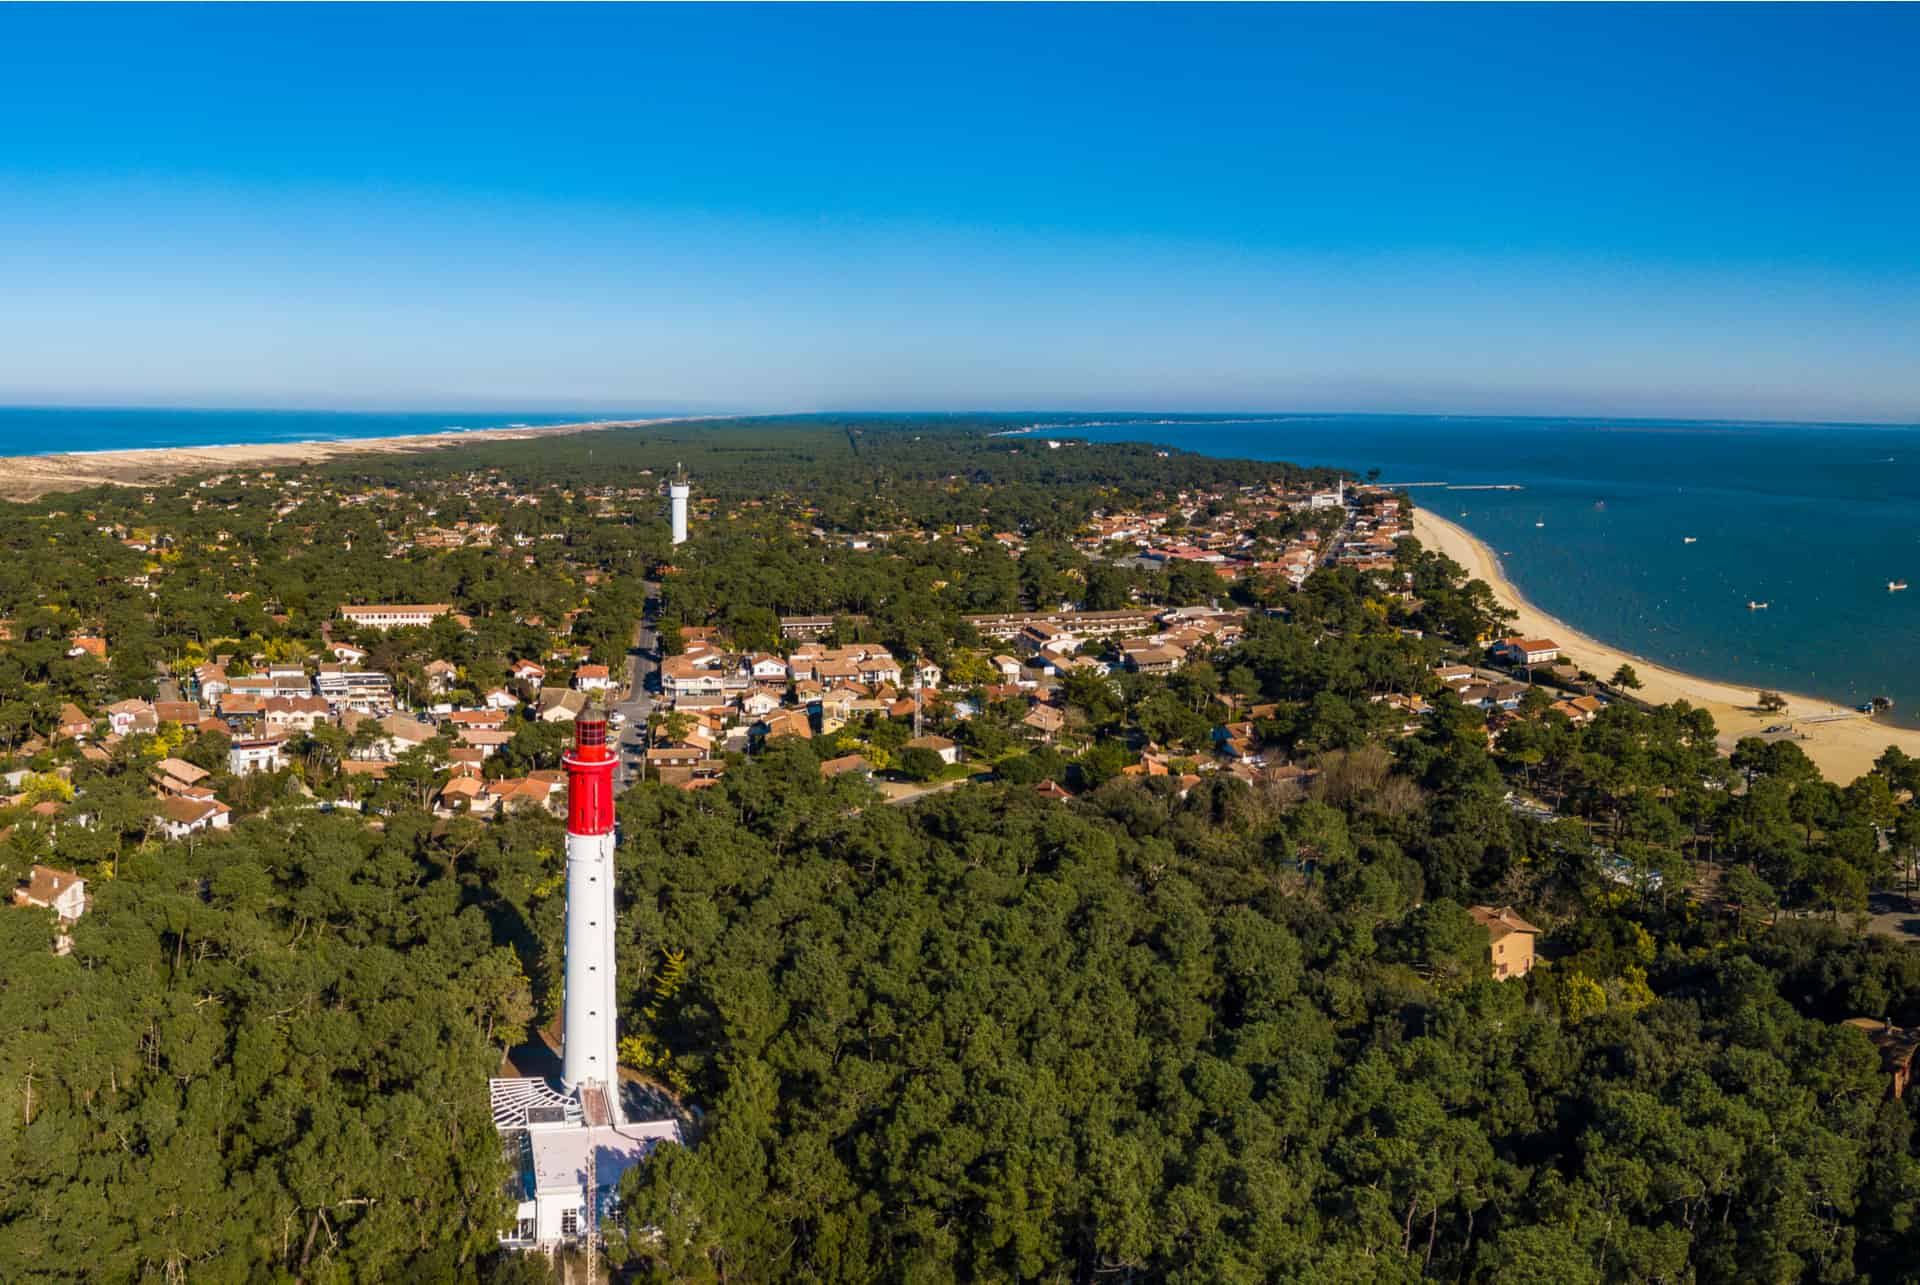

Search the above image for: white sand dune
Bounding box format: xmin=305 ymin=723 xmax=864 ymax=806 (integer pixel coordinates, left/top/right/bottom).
xmin=0 ymin=418 xmax=679 ymax=501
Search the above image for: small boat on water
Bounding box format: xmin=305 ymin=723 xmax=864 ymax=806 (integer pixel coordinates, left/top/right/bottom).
xmin=1889 ymin=581 xmax=1909 ymax=592
xmin=1683 ymin=536 xmax=1697 ymax=544
xmin=1748 ymin=600 xmax=1769 ymax=610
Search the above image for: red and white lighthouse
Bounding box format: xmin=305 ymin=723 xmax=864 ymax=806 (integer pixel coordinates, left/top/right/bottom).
xmin=561 ymin=704 xmax=621 ymax=1121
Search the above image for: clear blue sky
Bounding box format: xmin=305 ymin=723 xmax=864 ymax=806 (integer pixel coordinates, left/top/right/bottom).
xmin=3 ymin=4 xmax=1917 ymax=421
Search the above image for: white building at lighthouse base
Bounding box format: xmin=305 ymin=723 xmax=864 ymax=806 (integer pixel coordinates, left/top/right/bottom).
xmin=490 ymin=1076 xmax=682 ymax=1250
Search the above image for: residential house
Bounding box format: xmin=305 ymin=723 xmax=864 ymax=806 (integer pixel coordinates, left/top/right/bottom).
xmin=748 ymin=654 xmax=790 ymax=683
xmin=456 ymin=727 xmax=514 ymax=758
xmin=194 ymin=663 xmax=231 ymax=702
xmin=645 ymin=746 xmax=707 ymax=771
xmin=424 ymin=659 xmax=458 ymax=695
xmin=13 ymin=865 xmax=86 ymax=922
xmin=55 ymin=703 xmax=93 ymax=741
xmin=1843 ymin=1019 xmax=1920 ymax=1100
xmin=756 ymin=710 xmax=813 ymax=744
xmin=1549 ymin=695 xmax=1607 ymax=724
xmin=228 ymin=735 xmax=288 ymax=776
xmin=1015 ymin=622 xmax=1080 ymax=657
xmin=536 ymin=688 xmax=588 ymax=723
xmin=573 ymin=663 xmax=614 ymax=692
xmin=741 ymin=689 xmax=784 ymax=719
xmin=904 ymin=734 xmax=960 ymax=766
xmin=818 ymin=753 xmax=873 ymax=781
xmin=1491 ymin=637 xmax=1562 ymax=667
xmin=154 ymin=700 xmax=202 ymax=727
xmin=152 ymin=758 xmax=210 ymax=795
xmin=263 ymin=695 xmax=332 ymax=735
xmin=1458 ymin=681 xmax=1528 ymax=712
xmin=369 ymin=713 xmax=437 ymax=757
xmin=437 ymin=775 xmax=488 ymax=816
xmin=159 ymin=795 xmax=232 ymax=840
xmin=493 ymin=771 xmax=565 ymax=817
xmin=104 ymin=699 xmax=159 ymax=737
xmin=1124 ymin=644 xmax=1187 ymax=676
xmin=1468 ymin=905 xmax=1540 ymax=979
xmin=1021 ymin=703 xmax=1066 ymax=741
xmin=815 ymin=688 xmax=855 ymax=735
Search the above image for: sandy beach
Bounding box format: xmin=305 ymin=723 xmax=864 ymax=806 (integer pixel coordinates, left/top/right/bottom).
xmin=1411 ymin=505 xmax=1920 ymax=785
xmin=0 ymin=417 xmax=680 ymax=502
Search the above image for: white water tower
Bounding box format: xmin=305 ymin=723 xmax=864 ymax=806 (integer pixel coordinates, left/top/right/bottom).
xmin=668 ymin=478 xmax=690 ymax=546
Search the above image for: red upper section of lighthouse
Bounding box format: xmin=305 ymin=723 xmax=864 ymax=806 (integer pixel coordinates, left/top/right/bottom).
xmin=564 ymin=709 xmax=617 ymax=835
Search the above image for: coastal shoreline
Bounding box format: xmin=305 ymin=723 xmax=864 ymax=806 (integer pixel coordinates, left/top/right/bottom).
xmin=0 ymin=416 xmax=686 ymax=501
xmin=1410 ymin=504 xmax=1920 ymax=785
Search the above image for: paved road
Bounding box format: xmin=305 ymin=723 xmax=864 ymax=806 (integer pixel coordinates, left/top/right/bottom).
xmin=612 ymin=580 xmax=659 ymax=792
xmin=878 ymin=774 xmax=990 ymax=807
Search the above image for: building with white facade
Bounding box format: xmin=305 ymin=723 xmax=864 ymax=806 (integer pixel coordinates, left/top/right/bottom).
xmin=338 ymin=603 xmax=453 ymax=629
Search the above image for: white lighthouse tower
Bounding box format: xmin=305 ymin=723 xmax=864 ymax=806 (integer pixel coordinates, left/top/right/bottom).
xmin=561 ymin=702 xmax=621 ymax=1119
xmin=668 ymin=474 xmax=690 ymax=546
xmin=487 ymin=706 xmax=682 ymax=1253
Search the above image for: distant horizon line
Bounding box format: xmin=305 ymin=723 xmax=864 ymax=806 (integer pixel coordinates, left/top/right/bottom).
xmin=0 ymin=401 xmax=1916 ymax=432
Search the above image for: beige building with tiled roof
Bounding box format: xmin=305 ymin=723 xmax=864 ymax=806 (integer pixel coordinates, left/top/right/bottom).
xmin=1468 ymin=905 xmax=1540 ymax=979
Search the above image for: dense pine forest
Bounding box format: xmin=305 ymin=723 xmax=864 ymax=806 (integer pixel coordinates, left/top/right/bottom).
xmin=0 ymin=417 xmax=1917 ymax=1283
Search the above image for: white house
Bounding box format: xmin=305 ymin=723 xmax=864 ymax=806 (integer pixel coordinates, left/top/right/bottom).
xmin=104 ymin=699 xmax=159 ymax=737
xmin=160 ymin=795 xmax=232 ymax=840
xmin=263 ymin=695 xmax=332 ymax=734
xmin=13 ymin=865 xmax=86 ymax=922
xmin=194 ymin=663 xmax=231 ymax=702
xmin=1491 ymin=637 xmax=1561 ymax=667
xmin=741 ymin=689 xmax=783 ymax=719
xmin=572 ymin=663 xmax=614 ymax=692
xmin=904 ymin=734 xmax=960 ymax=766
xmin=483 ymin=687 xmax=520 ymax=711
xmin=228 ymin=735 xmax=288 ymax=775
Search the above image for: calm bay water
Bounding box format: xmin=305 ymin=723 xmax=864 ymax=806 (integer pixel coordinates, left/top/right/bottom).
xmin=1056 ymin=415 xmax=1920 ymax=726
xmin=0 ymin=406 xmax=638 ymax=456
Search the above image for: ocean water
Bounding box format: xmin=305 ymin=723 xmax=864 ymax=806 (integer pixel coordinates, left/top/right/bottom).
xmin=1052 ymin=415 xmax=1920 ymax=727
xmin=0 ymin=406 xmax=641 ymax=456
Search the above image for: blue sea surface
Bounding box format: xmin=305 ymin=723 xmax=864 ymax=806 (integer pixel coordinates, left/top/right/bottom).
xmin=1051 ymin=415 xmax=1920 ymax=727
xmin=0 ymin=406 xmax=643 ymax=456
